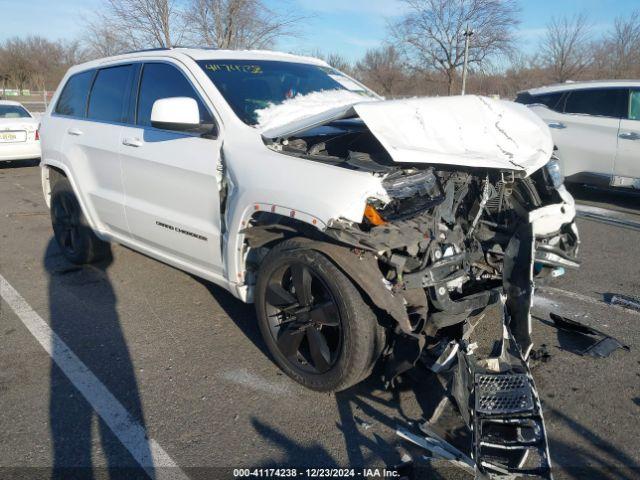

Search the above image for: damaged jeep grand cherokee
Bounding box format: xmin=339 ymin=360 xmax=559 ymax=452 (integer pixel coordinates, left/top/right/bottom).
xmin=41 ymin=49 xmax=578 ymax=474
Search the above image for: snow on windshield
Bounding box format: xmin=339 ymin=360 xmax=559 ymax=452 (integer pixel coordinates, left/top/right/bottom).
xmin=255 ymin=89 xmax=373 ymax=131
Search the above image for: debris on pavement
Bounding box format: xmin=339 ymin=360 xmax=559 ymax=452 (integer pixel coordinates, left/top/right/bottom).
xmin=549 ymin=312 xmax=630 ymax=357
xmin=353 ymin=416 xmax=373 ymax=430
xmin=530 ymin=343 xmax=552 ymax=364
xmin=396 ymin=426 xmax=476 ymax=476
xmin=608 ymin=294 xmax=640 ymax=313
xmin=389 ymin=452 xmax=414 ymax=480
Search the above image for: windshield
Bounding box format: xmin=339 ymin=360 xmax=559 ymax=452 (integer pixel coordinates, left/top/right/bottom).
xmin=197 ymin=60 xmax=374 ymax=125
xmin=0 ymin=104 xmax=31 ymax=119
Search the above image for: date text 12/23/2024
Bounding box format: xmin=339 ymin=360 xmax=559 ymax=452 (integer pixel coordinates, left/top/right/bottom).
xmin=233 ymin=468 xmax=402 ymax=478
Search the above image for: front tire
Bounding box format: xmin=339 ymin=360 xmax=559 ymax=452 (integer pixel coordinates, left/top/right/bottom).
xmin=255 ymin=239 xmax=383 ymax=392
xmin=50 ymin=177 xmax=109 ymax=264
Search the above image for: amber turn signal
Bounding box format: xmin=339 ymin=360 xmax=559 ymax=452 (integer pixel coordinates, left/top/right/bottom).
xmin=364 ymin=204 xmax=387 ymax=226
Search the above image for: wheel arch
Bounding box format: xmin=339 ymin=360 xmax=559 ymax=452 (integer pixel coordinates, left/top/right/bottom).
xmin=238 ymin=214 xmax=414 ymax=336
xmin=41 ymin=161 xmax=100 ymax=233
xmin=231 ymin=208 xmax=328 ymax=301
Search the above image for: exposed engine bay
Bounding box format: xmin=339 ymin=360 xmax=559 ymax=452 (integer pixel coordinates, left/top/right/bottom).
xmin=264 ymin=119 xmax=579 ymax=349
xmin=254 ymin=116 xmax=580 ymax=477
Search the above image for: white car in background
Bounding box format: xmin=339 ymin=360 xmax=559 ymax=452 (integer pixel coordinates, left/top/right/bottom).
xmin=516 ymin=80 xmax=640 ymax=189
xmin=0 ymin=100 xmax=41 ymax=162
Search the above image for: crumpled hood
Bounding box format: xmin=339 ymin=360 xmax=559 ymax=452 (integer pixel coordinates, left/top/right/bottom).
xmin=261 ymin=94 xmax=553 ymax=176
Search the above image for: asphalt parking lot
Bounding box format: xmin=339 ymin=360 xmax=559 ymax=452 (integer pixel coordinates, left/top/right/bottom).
xmin=1 ymin=160 xmax=639 ymax=479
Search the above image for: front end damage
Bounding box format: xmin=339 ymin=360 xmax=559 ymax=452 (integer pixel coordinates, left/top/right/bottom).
xmin=253 ymin=95 xmax=580 ymax=477
xmin=328 ymin=169 xmax=576 ymax=477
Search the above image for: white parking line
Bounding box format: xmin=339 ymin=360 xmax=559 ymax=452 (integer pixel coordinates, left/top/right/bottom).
xmin=0 ymin=273 xmax=190 ymax=480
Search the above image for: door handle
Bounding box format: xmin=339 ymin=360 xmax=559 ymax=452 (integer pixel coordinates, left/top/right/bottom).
xmin=122 ymin=137 xmax=143 ymax=147
xmin=67 ymin=128 xmax=83 ymax=136
xmin=548 ymin=122 xmax=566 ymax=129
xmin=618 ymin=132 xmax=640 ymax=141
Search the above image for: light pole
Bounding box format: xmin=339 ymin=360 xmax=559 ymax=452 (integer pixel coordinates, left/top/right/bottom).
xmin=461 ymin=25 xmax=474 ymax=95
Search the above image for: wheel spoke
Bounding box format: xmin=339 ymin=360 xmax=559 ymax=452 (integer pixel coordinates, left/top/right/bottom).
xmin=309 ymin=301 xmax=339 ymax=327
xmin=307 ymin=328 xmax=331 ymax=372
xmin=265 ymin=282 xmax=297 ymax=307
xmin=291 ymin=264 xmax=313 ymax=306
xmin=60 ymin=228 xmax=72 ymax=249
xmin=53 ymin=203 xmax=66 ymax=223
xmin=60 ymin=194 xmax=72 ymax=216
xmin=68 ymin=227 xmax=79 ymax=252
xmin=277 ymin=325 xmax=305 ymax=358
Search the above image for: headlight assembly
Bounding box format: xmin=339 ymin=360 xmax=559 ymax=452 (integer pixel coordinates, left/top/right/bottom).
xmin=545 ymin=157 xmax=564 ymax=188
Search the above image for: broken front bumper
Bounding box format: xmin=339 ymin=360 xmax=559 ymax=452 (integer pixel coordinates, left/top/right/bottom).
xmin=530 ymin=185 xmax=580 ymax=272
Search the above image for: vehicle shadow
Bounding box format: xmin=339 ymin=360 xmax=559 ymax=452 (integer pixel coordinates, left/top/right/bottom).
xmin=0 ymin=158 xmax=40 ymax=169
xmin=200 ymin=279 xmax=470 ymax=477
xmin=45 ymin=238 xmax=151 ymax=479
xmin=196 ymin=278 xmax=268 ymax=357
xmin=247 ymin=372 xmax=467 ymax=479
xmin=546 ymin=406 xmax=640 ymax=480
xmin=566 ymin=183 xmax=640 ymax=214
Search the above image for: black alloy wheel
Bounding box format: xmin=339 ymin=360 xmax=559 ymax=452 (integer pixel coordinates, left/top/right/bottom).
xmin=51 ymin=188 xmax=82 ymax=257
xmin=255 ymin=239 xmax=385 ymax=392
xmin=50 ymin=177 xmax=109 ymax=264
xmin=264 ymin=261 xmax=342 ymax=374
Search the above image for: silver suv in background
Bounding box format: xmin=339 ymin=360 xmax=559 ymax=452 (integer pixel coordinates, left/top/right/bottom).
xmin=516 ymin=80 xmax=640 ymax=189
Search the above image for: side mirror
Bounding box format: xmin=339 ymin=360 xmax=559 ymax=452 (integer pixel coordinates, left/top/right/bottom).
xmin=151 ymin=97 xmax=200 ymax=131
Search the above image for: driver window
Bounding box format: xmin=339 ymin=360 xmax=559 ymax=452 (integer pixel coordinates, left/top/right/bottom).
xmin=137 ymin=62 xmax=214 ymax=129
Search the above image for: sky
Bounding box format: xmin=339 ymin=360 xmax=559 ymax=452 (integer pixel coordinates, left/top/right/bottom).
xmin=0 ymin=0 xmax=637 ymax=61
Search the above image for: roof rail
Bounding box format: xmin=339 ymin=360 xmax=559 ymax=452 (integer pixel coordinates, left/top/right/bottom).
xmin=121 ymin=46 xmax=220 ymax=55
xmin=121 ymin=47 xmax=172 ymax=55
xmin=172 ymin=45 xmax=219 ymax=50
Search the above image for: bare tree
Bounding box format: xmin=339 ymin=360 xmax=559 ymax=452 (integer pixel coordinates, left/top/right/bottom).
xmin=539 ymin=13 xmax=592 ymax=82
xmin=0 ymin=36 xmax=84 ymax=92
xmin=603 ymin=12 xmax=640 ymax=78
xmin=324 ymin=53 xmax=352 ymax=74
xmin=91 ymin=0 xmax=185 ymax=49
xmin=184 ymin=0 xmax=302 ymax=49
xmin=0 ymin=54 xmax=10 ymax=96
xmin=0 ymin=38 xmax=32 ymax=92
xmin=393 ymin=0 xmax=519 ymax=95
xmin=355 ymin=46 xmax=406 ymax=96
xmin=83 ymin=15 xmax=135 ymax=58
xmin=308 ymin=50 xmax=353 ymax=74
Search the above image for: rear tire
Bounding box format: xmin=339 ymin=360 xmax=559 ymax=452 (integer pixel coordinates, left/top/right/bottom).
xmin=255 ymin=238 xmax=384 ymax=392
xmin=50 ymin=177 xmax=109 ymax=264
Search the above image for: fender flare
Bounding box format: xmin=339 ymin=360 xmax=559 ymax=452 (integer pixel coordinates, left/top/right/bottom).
xmin=276 ymin=236 xmax=416 ymax=336
xmin=40 ymin=161 xmax=101 ymax=234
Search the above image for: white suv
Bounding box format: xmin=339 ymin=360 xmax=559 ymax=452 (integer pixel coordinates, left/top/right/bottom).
xmin=40 ymin=48 xmax=579 ymax=394
xmin=517 ymin=80 xmax=640 ymax=189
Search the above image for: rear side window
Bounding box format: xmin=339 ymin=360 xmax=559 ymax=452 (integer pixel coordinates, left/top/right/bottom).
xmin=136 ymin=62 xmax=213 ymax=128
xmin=564 ymin=88 xmax=628 ymax=118
xmin=514 ymin=92 xmax=534 ymax=104
xmin=629 ymin=90 xmax=640 ymax=120
xmin=515 ymin=91 xmax=565 ymax=112
xmin=55 ymin=70 xmax=94 ymax=117
xmin=87 ymin=65 xmax=133 ymax=123
xmin=532 ymin=92 xmax=565 ymax=111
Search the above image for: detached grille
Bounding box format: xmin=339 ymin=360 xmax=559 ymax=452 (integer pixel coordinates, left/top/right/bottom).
xmin=475 ymin=373 xmax=534 ymax=414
